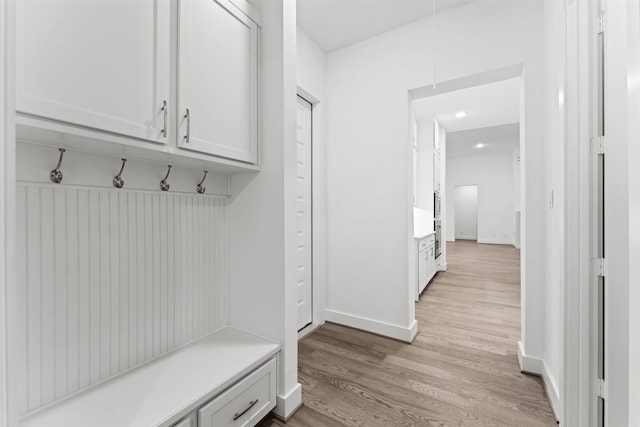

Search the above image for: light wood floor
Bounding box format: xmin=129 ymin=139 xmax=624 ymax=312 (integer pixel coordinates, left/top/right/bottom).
xmin=259 ymin=241 xmax=557 ymax=426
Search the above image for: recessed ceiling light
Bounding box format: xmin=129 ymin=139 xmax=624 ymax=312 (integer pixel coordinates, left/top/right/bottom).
xmin=475 ymin=143 xmax=484 ymax=148
xmin=455 ymin=111 xmax=467 ymax=118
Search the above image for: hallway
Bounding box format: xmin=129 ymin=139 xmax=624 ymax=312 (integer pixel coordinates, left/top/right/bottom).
xmin=260 ymin=241 xmax=556 ymax=426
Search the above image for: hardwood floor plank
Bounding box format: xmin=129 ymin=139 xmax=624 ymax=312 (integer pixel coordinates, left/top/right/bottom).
xmin=259 ymin=241 xmax=556 ymax=426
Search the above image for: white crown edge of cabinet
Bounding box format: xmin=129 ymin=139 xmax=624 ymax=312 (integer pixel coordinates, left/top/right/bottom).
xmin=18 ymin=326 xmax=280 ymax=427
xmin=16 ymin=115 xmax=260 ymax=174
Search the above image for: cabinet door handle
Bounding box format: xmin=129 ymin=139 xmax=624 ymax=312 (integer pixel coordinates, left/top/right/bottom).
xmin=233 ymin=399 xmax=258 ymax=421
xmin=161 ymin=100 xmax=167 ymax=138
xmin=183 ymin=108 xmax=190 ymax=143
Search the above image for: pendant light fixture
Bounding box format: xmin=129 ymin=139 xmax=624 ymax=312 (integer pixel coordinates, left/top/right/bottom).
xmin=432 ymin=0 xmax=437 ymax=89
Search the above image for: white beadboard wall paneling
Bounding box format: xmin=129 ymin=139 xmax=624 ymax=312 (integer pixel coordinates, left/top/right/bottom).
xmin=17 ymin=141 xmax=231 ymax=196
xmin=15 ymin=183 xmax=229 ymax=416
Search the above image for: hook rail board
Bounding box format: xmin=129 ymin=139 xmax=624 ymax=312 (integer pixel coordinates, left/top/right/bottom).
xmin=15 ymin=183 xmax=229 ymax=416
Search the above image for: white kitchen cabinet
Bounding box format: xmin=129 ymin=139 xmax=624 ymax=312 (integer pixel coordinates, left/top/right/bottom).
xmin=434 ymin=150 xmax=441 ymax=193
xmin=16 ymin=0 xmax=171 ymax=144
xmin=418 ymin=246 xmax=427 ymax=292
xmin=433 ymin=119 xmax=441 ymax=152
xmin=416 ymin=234 xmax=436 ymax=301
xmin=429 ymin=245 xmax=437 ymax=279
xmin=416 ymin=150 xmax=434 ymax=209
xmin=178 ymin=0 xmax=259 ymax=164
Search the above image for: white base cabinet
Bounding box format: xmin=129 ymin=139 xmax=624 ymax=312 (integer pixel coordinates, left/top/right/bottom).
xmin=18 ymin=327 xmax=279 ymax=427
xmin=198 ymin=359 xmax=276 ymax=427
xmin=416 ymin=234 xmax=437 ymax=301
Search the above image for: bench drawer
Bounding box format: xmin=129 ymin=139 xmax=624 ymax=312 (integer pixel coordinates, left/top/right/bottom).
xmin=198 ymin=358 xmax=276 ymax=427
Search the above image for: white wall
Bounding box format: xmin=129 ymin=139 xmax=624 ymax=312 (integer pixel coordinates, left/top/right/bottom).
xmin=602 ymin=0 xmax=637 ymax=424
xmin=453 ymin=185 xmax=478 ymax=240
xmin=541 ymin=0 xmax=565 ymax=417
xmin=324 ymin=0 xmax=545 ymax=345
xmin=296 ymin=27 xmax=327 ymax=333
xmin=0 ymin=0 xmax=15 ymax=424
xmin=229 ymin=0 xmax=301 ymax=418
xmin=513 ymin=149 xmax=521 ymax=211
xmin=627 ymin=3 xmax=640 ymax=424
xmin=446 ymin=153 xmax=514 ymax=244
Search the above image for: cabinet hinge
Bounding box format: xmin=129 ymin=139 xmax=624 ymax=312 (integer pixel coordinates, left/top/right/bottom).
xmin=592 ymin=258 xmax=608 ymax=277
xmin=592 ymin=378 xmax=607 ymax=399
xmin=590 ymin=136 xmax=606 ymax=155
xmin=593 ymin=13 xmax=605 ymax=34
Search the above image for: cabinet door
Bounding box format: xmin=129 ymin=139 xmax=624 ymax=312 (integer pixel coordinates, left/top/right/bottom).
xmin=429 ymin=246 xmax=436 ymax=277
xmin=16 ymin=0 xmax=170 ymax=143
xmin=434 ymin=151 xmax=441 ymax=193
xmin=418 ymin=250 xmax=427 ymax=290
xmin=178 ymin=0 xmax=258 ymax=164
xmin=424 ymin=250 xmax=432 ymax=283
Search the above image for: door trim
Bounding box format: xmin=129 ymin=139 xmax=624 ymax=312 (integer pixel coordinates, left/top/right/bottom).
xmin=296 ymin=88 xmax=326 ymax=340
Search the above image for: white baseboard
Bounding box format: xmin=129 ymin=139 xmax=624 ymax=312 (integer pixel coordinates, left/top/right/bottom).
xmin=273 ymin=382 xmax=302 ymax=421
xmin=297 ymin=321 xmax=323 ymax=340
xmin=455 ymin=236 xmax=477 ymax=240
xmin=541 ymin=360 xmax=561 ymax=423
xmin=518 ymin=342 xmax=560 ymax=423
xmin=517 ymin=341 xmax=542 ymax=374
xmin=438 ymin=263 xmax=447 ymax=271
xmin=477 ymin=239 xmax=514 ymax=245
xmin=325 ymin=309 xmax=417 ymax=343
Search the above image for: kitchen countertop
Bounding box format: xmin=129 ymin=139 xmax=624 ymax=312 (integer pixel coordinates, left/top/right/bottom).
xmin=414 ymin=231 xmax=435 ymax=240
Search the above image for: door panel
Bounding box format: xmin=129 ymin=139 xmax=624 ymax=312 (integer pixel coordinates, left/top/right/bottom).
xmin=296 ymin=96 xmax=312 ymax=331
xmin=178 ymin=0 xmax=258 ymax=163
xmin=16 ymin=0 xmax=170 ymax=143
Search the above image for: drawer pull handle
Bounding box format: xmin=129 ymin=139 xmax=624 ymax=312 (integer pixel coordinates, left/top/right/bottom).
xmin=233 ymin=399 xmax=259 ymax=421
xmin=161 ymin=100 xmax=167 ymax=138
xmin=183 ymin=108 xmax=191 ymax=143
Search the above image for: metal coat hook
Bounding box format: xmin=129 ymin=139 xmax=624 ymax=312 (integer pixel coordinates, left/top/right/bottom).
xmin=113 ymin=158 xmax=127 ymax=189
xmin=196 ymin=170 xmax=208 ymax=194
xmin=160 ymin=165 xmax=172 ymax=191
xmin=49 ymin=148 xmax=66 ymax=184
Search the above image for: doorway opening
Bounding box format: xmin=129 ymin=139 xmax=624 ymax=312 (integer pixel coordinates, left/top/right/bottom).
xmin=296 ymin=94 xmax=313 ymax=332
xmin=453 ymin=185 xmax=478 ymax=241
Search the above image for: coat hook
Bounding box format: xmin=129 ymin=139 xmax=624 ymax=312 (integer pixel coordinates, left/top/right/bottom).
xmin=196 ymin=170 xmax=208 ymax=194
xmin=113 ymin=158 xmax=127 ymax=189
xmin=49 ymin=148 xmax=66 ymax=184
xmin=160 ymin=165 xmax=172 ymax=191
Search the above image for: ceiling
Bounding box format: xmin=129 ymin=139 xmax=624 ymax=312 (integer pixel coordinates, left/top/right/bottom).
xmin=297 ymin=0 xmax=473 ymax=52
xmin=446 ymin=123 xmax=519 ymax=158
xmin=412 ymin=77 xmax=521 ymax=133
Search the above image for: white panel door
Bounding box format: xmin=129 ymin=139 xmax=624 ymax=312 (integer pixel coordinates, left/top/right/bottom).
xmin=178 ymin=0 xmax=258 ymax=163
xmin=16 ymin=0 xmax=170 ymax=143
xmin=296 ymin=96 xmax=312 ymax=331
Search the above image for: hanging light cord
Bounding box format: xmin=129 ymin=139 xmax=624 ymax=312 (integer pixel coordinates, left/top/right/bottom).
xmin=432 ymin=0 xmax=437 ymax=89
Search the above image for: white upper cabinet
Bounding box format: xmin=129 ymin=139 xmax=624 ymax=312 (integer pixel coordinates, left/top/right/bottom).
xmin=16 ymin=0 xmax=171 ymax=144
xmin=177 ymin=0 xmax=258 ymax=164
xmin=434 ymin=150 xmax=441 ymax=193
xmin=433 ymin=119 xmax=441 ymax=152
